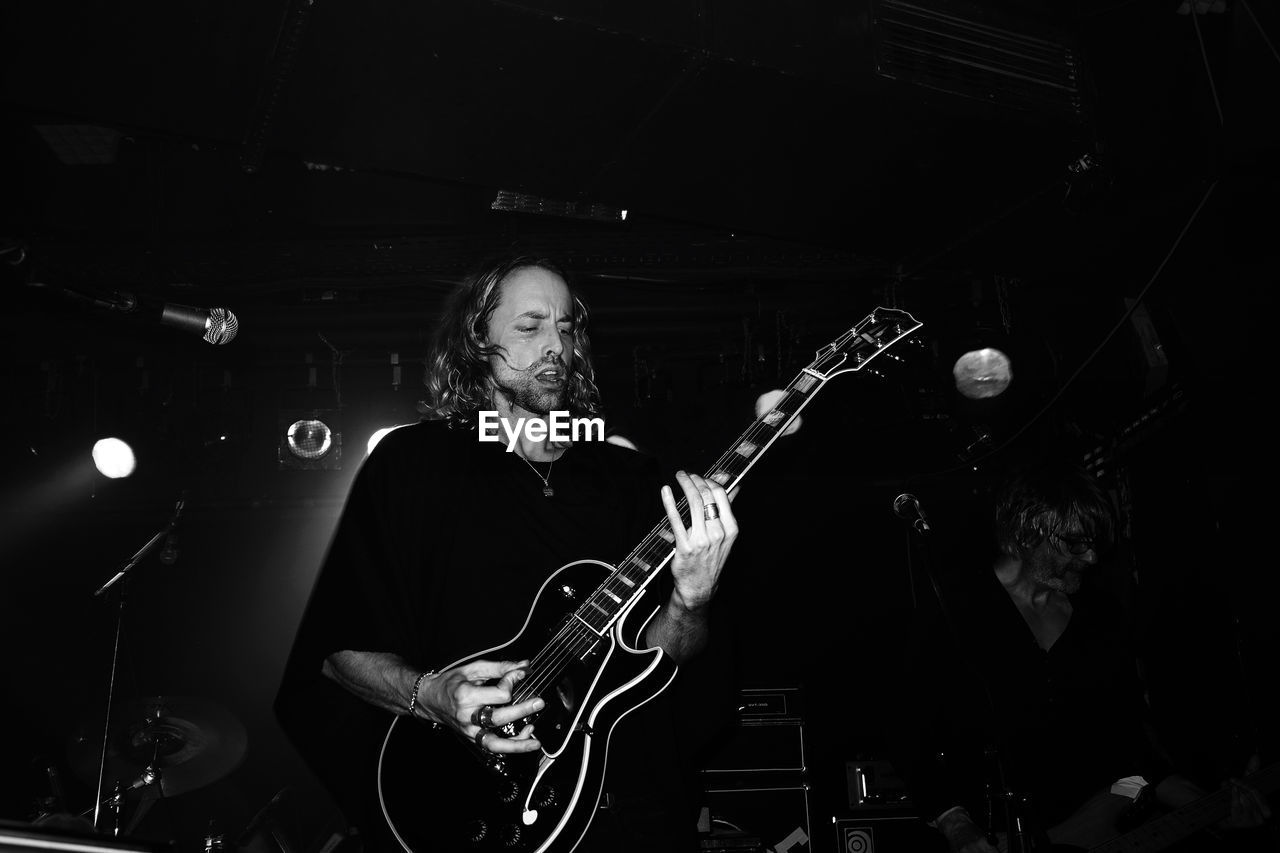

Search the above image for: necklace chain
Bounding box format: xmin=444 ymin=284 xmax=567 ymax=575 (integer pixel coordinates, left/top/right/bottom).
xmin=519 ymin=452 xmax=556 ymax=497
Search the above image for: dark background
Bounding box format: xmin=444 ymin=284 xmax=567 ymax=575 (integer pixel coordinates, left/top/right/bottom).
xmin=1 ymin=0 xmax=1277 ymax=850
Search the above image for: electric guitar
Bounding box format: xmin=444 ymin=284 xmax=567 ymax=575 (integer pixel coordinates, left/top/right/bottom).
xmin=377 ymin=308 xmax=923 ymax=852
xmin=999 ymin=762 xmax=1280 ymax=852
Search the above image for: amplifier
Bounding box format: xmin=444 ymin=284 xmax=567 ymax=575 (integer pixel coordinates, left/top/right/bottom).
xmin=846 ymin=760 xmax=910 ymax=809
xmin=700 ymin=784 xmax=813 ymax=853
xmin=702 ymin=720 xmax=806 ymax=775
xmin=703 ymin=687 xmax=806 ymax=776
xmin=699 ymin=689 xmax=812 ymax=852
xmin=737 ymin=687 xmax=803 ymax=720
xmin=833 ymin=815 xmax=943 ymax=853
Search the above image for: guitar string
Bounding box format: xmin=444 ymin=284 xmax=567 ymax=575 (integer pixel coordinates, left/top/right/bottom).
xmin=511 ymin=411 xmax=800 ymax=703
xmin=514 ymin=369 xmax=838 ymax=692
xmin=511 ymin=385 xmax=817 ymax=704
xmin=516 ymin=415 xmax=772 ymax=688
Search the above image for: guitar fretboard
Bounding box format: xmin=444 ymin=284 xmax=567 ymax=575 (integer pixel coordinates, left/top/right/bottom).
xmin=572 ymin=370 xmax=822 ymax=634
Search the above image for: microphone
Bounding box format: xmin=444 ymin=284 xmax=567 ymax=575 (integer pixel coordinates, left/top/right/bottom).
xmin=893 ymin=493 xmax=932 ymax=534
xmin=35 ymin=281 xmax=241 ymax=345
xmin=160 ymin=303 xmax=239 ymax=345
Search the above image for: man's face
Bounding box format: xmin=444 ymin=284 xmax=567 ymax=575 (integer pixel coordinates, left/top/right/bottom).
xmin=485 ymin=266 xmax=576 ymax=417
xmin=1023 ymin=530 xmax=1098 ymax=595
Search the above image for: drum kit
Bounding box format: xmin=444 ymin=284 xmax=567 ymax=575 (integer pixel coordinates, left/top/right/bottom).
xmin=20 ymin=695 xmax=251 ymax=850
xmin=60 ymin=696 xmax=248 ymax=828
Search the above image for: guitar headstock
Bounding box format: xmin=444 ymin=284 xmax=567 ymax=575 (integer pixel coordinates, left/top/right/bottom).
xmin=807 ymin=308 xmax=923 ymax=379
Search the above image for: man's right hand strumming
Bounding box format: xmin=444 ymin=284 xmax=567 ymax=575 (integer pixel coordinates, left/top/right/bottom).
xmin=322 ymin=651 xmax=544 ymax=754
xmin=414 ymin=659 xmax=545 ymax=754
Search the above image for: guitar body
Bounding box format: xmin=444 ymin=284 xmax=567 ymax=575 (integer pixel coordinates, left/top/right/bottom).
xmin=377 ymin=559 xmax=677 ymax=852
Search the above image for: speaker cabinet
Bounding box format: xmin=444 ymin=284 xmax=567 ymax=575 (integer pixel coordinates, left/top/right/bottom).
xmin=702 ymin=719 xmax=806 ymax=775
xmin=700 ymin=688 xmax=812 ymax=851
xmin=833 ymin=815 xmax=944 ymax=853
xmin=701 ymin=785 xmax=813 ymax=853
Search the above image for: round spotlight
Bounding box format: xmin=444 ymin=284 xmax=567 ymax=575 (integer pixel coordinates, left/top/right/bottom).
xmin=366 ymin=426 xmax=399 ymax=456
xmin=92 ymin=437 xmax=136 ymax=479
xmin=287 ymin=419 xmax=333 ymax=460
xmin=953 ymin=348 xmax=1013 ymax=400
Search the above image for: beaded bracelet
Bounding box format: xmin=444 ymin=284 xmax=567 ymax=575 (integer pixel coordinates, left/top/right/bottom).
xmin=407 ymin=670 xmax=436 ymax=718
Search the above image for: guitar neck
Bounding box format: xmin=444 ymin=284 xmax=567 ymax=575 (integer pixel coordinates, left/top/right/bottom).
xmin=571 ymin=369 xmax=827 ymax=633
xmin=1091 ymin=763 xmax=1280 ymax=853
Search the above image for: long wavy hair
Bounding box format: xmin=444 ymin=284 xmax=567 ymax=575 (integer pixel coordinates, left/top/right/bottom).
xmin=420 ymin=255 xmax=604 ymax=428
xmin=994 ymin=462 xmax=1115 ymax=557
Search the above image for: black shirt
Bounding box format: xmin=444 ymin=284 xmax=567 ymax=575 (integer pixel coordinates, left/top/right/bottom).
xmin=901 ymin=565 xmax=1166 ymax=830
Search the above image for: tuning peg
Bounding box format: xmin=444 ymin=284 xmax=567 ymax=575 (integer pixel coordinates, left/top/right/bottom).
xmin=883 ymin=353 xmax=905 ymax=363
xmin=866 ymin=368 xmax=886 ymax=380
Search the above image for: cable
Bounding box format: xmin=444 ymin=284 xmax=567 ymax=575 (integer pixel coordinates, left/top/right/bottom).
xmin=1239 ymin=0 xmax=1280 ymax=69
xmin=915 ymin=180 xmax=1218 ymax=482
xmin=1189 ymin=7 xmax=1225 ymax=126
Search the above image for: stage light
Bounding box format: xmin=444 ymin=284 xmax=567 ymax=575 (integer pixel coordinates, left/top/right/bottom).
xmin=952 ymin=348 xmax=1013 ymax=400
xmin=288 ymin=420 xmax=331 ymax=458
xmin=92 ymin=438 xmax=136 ymax=478
xmin=490 ymin=190 xmax=626 ymax=222
xmin=279 ymin=409 xmax=343 ymax=470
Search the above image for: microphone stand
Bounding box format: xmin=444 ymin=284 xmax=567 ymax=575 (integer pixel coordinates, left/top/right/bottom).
xmin=89 ymin=495 xmax=185 ymax=833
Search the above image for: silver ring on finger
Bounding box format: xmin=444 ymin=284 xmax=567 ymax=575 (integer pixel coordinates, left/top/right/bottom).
xmin=474 ymin=728 xmax=490 ymax=750
xmin=472 ymin=704 xmax=495 ymax=728
xmin=703 ymin=503 xmax=720 ymax=521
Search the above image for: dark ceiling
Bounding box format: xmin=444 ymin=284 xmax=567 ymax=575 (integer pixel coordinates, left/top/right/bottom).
xmin=0 ymin=0 xmax=1275 ymax=474
xmin=4 ymin=0 xmax=1268 ymax=261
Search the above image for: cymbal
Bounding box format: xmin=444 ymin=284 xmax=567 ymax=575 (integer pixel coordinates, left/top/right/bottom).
xmin=68 ymin=696 xmax=247 ymax=798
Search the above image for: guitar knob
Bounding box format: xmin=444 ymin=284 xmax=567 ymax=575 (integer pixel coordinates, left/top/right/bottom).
xmin=534 ymin=785 xmax=559 ymax=809
xmin=500 ymin=824 xmax=523 ymax=848
xmin=465 ymin=819 xmax=488 ymax=845
xmin=498 ymin=779 xmax=521 ymax=804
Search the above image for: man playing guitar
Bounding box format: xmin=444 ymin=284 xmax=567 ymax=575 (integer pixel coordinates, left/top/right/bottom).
xmin=276 ymin=255 xmax=739 ymax=851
